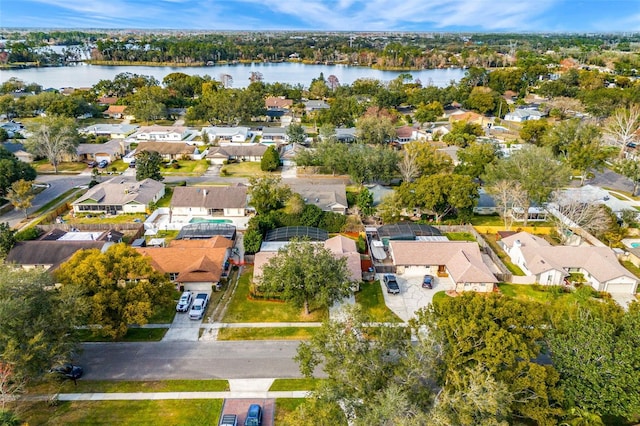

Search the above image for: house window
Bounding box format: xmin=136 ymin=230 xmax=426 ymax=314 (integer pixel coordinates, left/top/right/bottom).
xmin=169 ymin=273 xmax=178 ymax=281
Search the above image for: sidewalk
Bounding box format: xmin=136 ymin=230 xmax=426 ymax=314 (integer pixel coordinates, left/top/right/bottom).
xmin=132 ymin=322 xmax=323 ymax=329
xmin=28 ymin=378 xmax=312 ymax=401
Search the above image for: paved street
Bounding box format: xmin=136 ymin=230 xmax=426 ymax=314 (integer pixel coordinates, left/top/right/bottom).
xmin=78 ymin=341 xmax=306 ymax=380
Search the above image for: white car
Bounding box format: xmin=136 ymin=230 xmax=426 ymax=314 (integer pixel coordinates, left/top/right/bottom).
xmin=176 ymin=291 xmax=193 ymax=312
xmin=189 ymin=299 xmax=206 ymax=320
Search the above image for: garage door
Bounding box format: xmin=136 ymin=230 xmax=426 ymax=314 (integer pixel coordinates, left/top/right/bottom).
xmin=184 ymin=283 xmax=213 ymax=293
xmin=95 ymin=155 xmax=111 ymax=163
xmin=605 ymin=283 xmax=633 ymax=294
xmin=402 ymin=266 xmax=431 ymax=277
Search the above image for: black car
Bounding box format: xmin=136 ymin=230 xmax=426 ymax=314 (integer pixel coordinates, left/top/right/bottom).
xmin=87 ymin=160 xmax=97 ymax=168
xmin=383 ymin=274 xmax=400 ymax=294
xmin=422 ymin=274 xmax=434 ymax=289
xmin=50 ymin=363 xmax=83 ymax=380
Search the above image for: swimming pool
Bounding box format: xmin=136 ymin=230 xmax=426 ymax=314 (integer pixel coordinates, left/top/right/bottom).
xmin=632 ymin=243 xmax=640 ymax=249
xmin=189 ymin=218 xmax=233 ymax=224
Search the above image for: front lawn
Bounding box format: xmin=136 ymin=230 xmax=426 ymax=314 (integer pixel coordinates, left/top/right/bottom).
xmin=17 ymin=399 xmax=223 ymax=426
xmin=161 ymin=159 xmax=209 ymax=175
xmin=498 ymin=283 xmax=574 ymax=303
xmin=274 ymin=399 xmax=307 ymax=424
xmin=270 ymin=378 xmax=321 ymax=391
xmin=222 ymin=266 xmax=327 ymax=323
xmin=355 ymin=281 xmax=402 ymax=323
xmin=215 ymin=326 xmax=319 ymax=340
xmin=33 ymin=160 xmax=88 ymax=173
xmin=221 ymin=161 xmax=274 ymax=177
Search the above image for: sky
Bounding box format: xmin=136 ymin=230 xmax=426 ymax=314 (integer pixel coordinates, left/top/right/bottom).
xmin=2 ymin=0 xmax=640 ymax=32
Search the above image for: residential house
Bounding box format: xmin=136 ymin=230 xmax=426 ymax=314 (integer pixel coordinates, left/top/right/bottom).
xmin=365 ymin=184 xmax=394 ymax=207
xmin=72 ymin=177 xmax=165 ymax=215
xmin=202 ymin=126 xmax=250 ymax=144
xmin=395 ymin=126 xmax=415 ymax=144
xmin=79 ymin=124 xmax=138 ymax=139
xmin=265 ymin=96 xmax=293 ymax=110
xmin=504 ymin=108 xmax=545 ymax=123
xmin=136 ymin=141 xmax=201 ymax=161
xmin=449 ymin=111 xmax=487 ymax=126
xmin=389 ymin=241 xmax=498 ymax=293
xmin=76 ymin=139 xmax=128 ymax=163
xmin=304 ymin=100 xmax=330 ymax=112
xmin=253 ymin=235 xmax=362 ymax=286
xmin=103 ymin=105 xmax=131 ymax=119
xmin=2 ymin=142 xmax=33 ymax=163
xmin=170 ymin=185 xmax=247 ymax=217
xmin=436 ymin=145 xmax=460 ymax=165
xmin=473 ymin=189 xmax=498 ymax=215
xmin=5 ymin=240 xmax=108 ymax=271
xmin=500 ymin=232 xmax=638 ymax=294
xmin=335 ymin=127 xmax=357 ymax=143
xmin=134 ymin=126 xmax=189 ymax=142
xmin=288 ymin=183 xmax=348 ymax=214
xmin=98 ymin=96 xmax=118 ymax=105
xmin=261 ymin=127 xmax=288 ymax=145
xmin=280 ymin=143 xmax=308 ymax=166
xmin=206 ymin=144 xmax=267 ymax=165
xmin=136 ymin=236 xmax=233 ymax=292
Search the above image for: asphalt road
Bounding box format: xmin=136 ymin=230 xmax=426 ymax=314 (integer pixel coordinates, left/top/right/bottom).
xmin=79 ymin=341 xmax=306 ymax=380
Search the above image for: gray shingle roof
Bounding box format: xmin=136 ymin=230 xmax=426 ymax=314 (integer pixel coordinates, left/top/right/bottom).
xmin=5 ymin=240 xmax=106 ymax=270
xmin=170 ymin=185 xmax=247 ymax=209
xmin=73 ymin=177 xmax=164 ymax=207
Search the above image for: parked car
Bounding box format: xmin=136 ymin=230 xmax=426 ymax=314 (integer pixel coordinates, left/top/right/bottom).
xmin=176 ymin=291 xmax=193 ymax=312
xmin=220 ymin=414 xmax=238 ymax=426
xmin=98 ymin=159 xmax=109 ymax=168
xmin=383 ymin=274 xmax=400 ymax=294
xmin=244 ymin=404 xmax=262 ymax=426
xmin=422 ymin=274 xmax=434 ymax=289
xmin=50 ymin=363 xmax=83 ymax=380
xmin=129 ymin=160 xmax=136 ymax=168
xmin=87 ymin=160 xmax=97 ymax=168
xmin=189 ymin=293 xmax=210 ymax=320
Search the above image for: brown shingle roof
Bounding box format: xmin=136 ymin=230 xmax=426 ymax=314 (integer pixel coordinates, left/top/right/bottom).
xmin=105 ymin=105 xmax=127 ymax=114
xmin=136 ymin=142 xmax=197 ymax=155
xmin=170 ymin=186 xmax=247 ymax=210
xmin=265 ymin=96 xmax=293 ymax=108
xmin=136 ymin=237 xmax=232 ymax=283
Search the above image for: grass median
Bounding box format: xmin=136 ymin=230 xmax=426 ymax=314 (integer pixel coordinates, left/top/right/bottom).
xmin=215 ymin=326 xmax=319 ymax=340
xmin=29 ymin=379 xmax=230 ymax=394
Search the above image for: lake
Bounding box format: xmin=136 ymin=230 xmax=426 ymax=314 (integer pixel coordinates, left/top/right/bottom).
xmin=0 ymin=62 xmax=465 ymax=89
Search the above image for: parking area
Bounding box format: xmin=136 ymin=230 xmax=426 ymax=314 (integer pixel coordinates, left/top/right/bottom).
xmin=220 ymin=398 xmax=274 ymax=426
xmin=379 ymin=269 xmax=455 ymax=321
xmin=162 ymin=290 xmax=212 ymax=342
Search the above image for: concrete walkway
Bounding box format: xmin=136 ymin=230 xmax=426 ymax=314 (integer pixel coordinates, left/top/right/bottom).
xmin=33 ymin=390 xmax=310 ymax=401
xmin=136 ymin=322 xmax=323 ymax=329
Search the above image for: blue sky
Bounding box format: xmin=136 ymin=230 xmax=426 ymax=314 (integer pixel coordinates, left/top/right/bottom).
xmin=2 ymin=0 xmax=640 ymax=32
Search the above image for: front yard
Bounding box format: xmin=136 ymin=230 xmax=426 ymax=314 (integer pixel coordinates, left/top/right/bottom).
xmin=355 ymin=281 xmax=402 ymax=322
xmin=161 ymin=159 xmax=209 ymax=175
xmin=222 ymin=266 xmax=327 ymax=323
xmin=220 ymin=161 xmax=276 ymax=177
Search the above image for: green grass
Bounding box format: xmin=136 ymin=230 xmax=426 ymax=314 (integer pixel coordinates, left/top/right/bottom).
xmin=222 ymin=267 xmax=327 ymax=323
xmin=155 ymin=186 xmax=173 ymax=208
xmin=469 ymin=215 xmax=504 ymax=226
xmin=621 ymin=260 xmax=640 ymax=281
xmin=498 ymin=283 xmax=573 ymax=303
xmin=76 ymin=327 xmax=168 ymax=342
xmin=148 ymin=300 xmax=178 ymax=323
xmin=444 ymin=232 xmax=476 ymax=241
xmin=270 ymin=378 xmax=321 ymax=391
xmin=216 ymin=326 xmax=319 ymax=340
xmin=221 ymin=161 xmax=271 ymax=177
xmin=161 ymin=159 xmax=209 ymax=175
xmin=63 ymin=212 xmax=147 ymax=225
xmin=18 ymin=399 xmax=223 ymax=426
xmin=32 ymin=188 xmax=81 ymax=216
xmin=33 ymin=160 xmax=88 ymax=173
xmin=432 ymin=291 xmax=448 ymax=304
xmin=355 ymin=281 xmax=402 ymax=323
xmin=274 ymin=398 xmax=307 ymax=424
xmin=29 ymin=379 xmax=230 ymax=394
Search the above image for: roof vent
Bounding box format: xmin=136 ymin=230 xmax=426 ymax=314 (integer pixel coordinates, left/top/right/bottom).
xmin=514 ymin=240 xmax=522 ymax=247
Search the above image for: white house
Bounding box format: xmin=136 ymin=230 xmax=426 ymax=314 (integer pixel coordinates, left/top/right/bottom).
xmin=261 ymin=127 xmax=288 ymax=145
xmin=504 ymin=108 xmax=545 ymax=123
xmin=500 ymin=232 xmax=639 ymax=294
xmin=202 ymin=126 xmax=250 ymax=143
xmin=79 ymin=124 xmax=138 ymax=139
xmin=134 ymin=126 xmax=189 ymax=142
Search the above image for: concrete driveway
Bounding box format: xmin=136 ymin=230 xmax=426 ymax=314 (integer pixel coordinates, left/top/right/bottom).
xmin=379 ymin=271 xmax=454 ymax=321
xmin=610 ymin=293 xmax=638 ymax=311
xmin=162 ymin=308 xmax=203 ymax=341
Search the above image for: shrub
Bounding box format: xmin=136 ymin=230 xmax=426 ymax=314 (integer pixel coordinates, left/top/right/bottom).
xmin=15 ymin=226 xmax=42 ymax=241
xmin=220 ymin=167 xmax=229 ymax=176
xmin=171 ymin=162 xmax=180 ymax=169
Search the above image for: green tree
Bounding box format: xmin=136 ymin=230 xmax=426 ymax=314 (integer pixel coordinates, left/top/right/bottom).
xmin=135 ymin=151 xmax=164 ymax=181
xmin=258 ymin=240 xmax=352 ymax=314
xmin=24 ymin=115 xmax=79 ymax=174
xmin=442 ymin=120 xmax=484 ymax=148
xmin=548 ymin=305 xmax=640 ymax=420
xmin=127 ymin=86 xmax=167 ymax=122
xmin=356 ymin=188 xmax=374 ymax=216
xmin=0 ymin=223 xmax=15 ymax=258
xmin=286 ymin=123 xmax=306 ymax=144
xmin=6 ymin=179 xmax=34 ymax=218
xmin=0 ymin=129 xmax=8 ymax=143
xmin=242 ymin=228 xmax=263 ymax=254
xmin=260 ymin=145 xmax=280 ymax=172
xmin=416 ymin=293 xmax=564 ymax=425
xmin=398 ymin=173 xmax=479 ymax=222
xmin=483 ymin=145 xmax=570 ymax=226
xmin=247 ymin=176 xmax=291 ymax=214
xmin=413 ymin=101 xmax=444 ymax=126
xmin=356 ymin=115 xmax=396 ymax=145
xmin=0 ymin=265 xmax=80 ymax=382
xmin=56 ymin=244 xmax=174 ymax=339
xmin=0 ymin=146 xmax=36 ymax=197
xmin=465 ymin=86 xmax=496 ymax=114
xmin=520 ymin=119 xmax=550 ymax=145
xmin=403 ymin=141 xmax=453 ymax=177
xmin=612 ymin=158 xmax=640 ymax=195
xmin=454 ymin=141 xmax=500 ymax=179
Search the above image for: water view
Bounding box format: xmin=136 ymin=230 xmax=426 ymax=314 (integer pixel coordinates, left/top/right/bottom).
xmin=0 ymin=61 xmax=465 ymax=89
